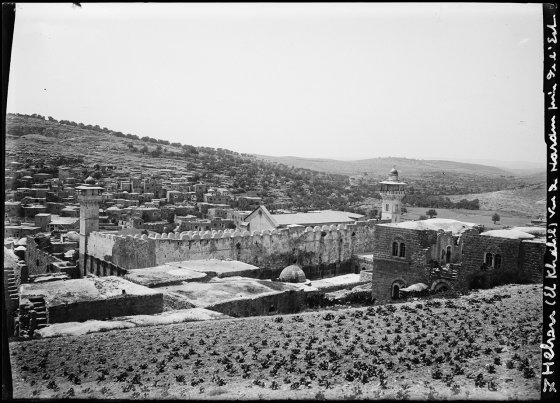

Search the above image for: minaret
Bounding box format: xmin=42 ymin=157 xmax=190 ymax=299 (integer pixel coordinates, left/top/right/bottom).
xmin=379 ymin=166 xmax=406 ymax=223
xmin=76 ymin=176 xmax=103 ymax=275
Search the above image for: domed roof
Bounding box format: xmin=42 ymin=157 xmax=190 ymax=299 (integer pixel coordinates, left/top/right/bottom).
xmin=66 ymin=231 xmax=80 ymax=242
xmin=390 ymin=166 xmax=398 ymax=176
xmin=84 ymin=176 xmax=96 ymax=185
xmin=279 ymin=264 xmax=306 ymax=283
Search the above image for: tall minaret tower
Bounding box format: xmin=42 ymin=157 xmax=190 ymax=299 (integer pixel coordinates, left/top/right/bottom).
xmin=379 ymin=167 xmax=406 ymax=223
xmin=76 ymin=176 xmax=103 ymax=275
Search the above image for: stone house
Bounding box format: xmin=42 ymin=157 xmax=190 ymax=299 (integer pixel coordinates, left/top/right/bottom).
xmin=371 ymin=219 xmax=546 ymax=302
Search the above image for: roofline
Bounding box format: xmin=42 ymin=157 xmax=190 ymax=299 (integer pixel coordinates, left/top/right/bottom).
xmin=244 ymin=205 xmax=279 ymax=228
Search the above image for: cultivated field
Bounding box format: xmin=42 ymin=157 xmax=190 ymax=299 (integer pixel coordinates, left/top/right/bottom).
xmin=8 ymin=284 xmax=542 ymax=400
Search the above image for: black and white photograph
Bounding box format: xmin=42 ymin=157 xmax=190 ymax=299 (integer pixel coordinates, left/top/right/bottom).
xmin=2 ymin=3 xmax=557 ymax=400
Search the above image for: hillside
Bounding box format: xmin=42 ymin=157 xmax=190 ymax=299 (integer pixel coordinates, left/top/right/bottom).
xmin=5 ymin=114 xmax=355 ymax=212
xmin=445 ymin=183 xmax=546 ymax=217
xmin=5 ymin=113 xmax=541 ymax=211
xmin=9 ymin=284 xmax=542 ymax=400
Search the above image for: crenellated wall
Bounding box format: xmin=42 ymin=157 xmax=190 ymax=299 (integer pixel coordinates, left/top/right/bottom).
xmin=86 ymin=220 xmax=378 ymax=273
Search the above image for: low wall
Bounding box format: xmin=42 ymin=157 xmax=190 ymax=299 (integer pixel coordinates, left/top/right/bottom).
xmin=48 ymin=294 xmax=164 ymax=323
xmin=207 ymin=288 xmax=307 ymax=318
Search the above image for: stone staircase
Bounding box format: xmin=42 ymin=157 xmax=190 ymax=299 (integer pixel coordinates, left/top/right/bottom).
xmin=5 ymin=269 xmax=19 ymax=307
xmin=27 ymin=296 xmax=48 ymax=330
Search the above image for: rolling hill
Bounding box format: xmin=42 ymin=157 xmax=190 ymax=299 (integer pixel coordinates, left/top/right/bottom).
xmin=254 ymin=155 xmax=529 ymax=179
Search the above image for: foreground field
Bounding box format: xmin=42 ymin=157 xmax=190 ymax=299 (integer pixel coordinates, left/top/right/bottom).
xmin=9 ymin=284 xmax=542 ymax=400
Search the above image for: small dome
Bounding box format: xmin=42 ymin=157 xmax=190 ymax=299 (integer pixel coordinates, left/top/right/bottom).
xmin=66 ymin=231 xmax=80 ymax=242
xmin=84 ymin=176 xmax=96 ymax=185
xmin=390 ymin=166 xmax=398 ymax=176
xmin=279 ymin=264 xmax=306 ymax=283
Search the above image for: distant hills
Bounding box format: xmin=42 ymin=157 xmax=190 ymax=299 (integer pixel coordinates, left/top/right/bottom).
xmin=254 ymin=155 xmax=543 ymax=181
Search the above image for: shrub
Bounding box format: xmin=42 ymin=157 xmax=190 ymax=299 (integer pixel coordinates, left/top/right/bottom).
xmin=523 ymin=367 xmax=535 ymax=379
xmin=474 ymin=373 xmax=486 ymax=388
xmin=432 ymin=367 xmax=443 ymax=379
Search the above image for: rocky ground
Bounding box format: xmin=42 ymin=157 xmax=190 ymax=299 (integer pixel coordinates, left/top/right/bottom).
xmin=8 ymin=283 xmax=542 ymax=400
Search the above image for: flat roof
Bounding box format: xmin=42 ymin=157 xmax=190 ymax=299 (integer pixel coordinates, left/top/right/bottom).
xmin=480 ymin=229 xmax=535 ymax=240
xmin=125 ymin=265 xmax=207 ymax=287
xmin=272 ymin=210 xmax=364 ymax=226
xmin=165 ymin=259 xmax=261 ymax=278
xmin=379 ymin=181 xmax=407 ymax=185
xmin=378 ymin=218 xmax=477 ymax=235
xmin=159 ymin=276 xmax=302 ymax=308
xmin=20 ymin=276 xmax=160 ymax=307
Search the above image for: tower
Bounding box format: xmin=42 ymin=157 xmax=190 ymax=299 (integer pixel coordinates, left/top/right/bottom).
xmin=379 ymin=167 xmax=406 ymax=223
xmin=76 ymin=176 xmax=103 ymax=275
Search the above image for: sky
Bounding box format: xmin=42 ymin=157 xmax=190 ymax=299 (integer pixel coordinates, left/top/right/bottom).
xmin=7 ymin=3 xmax=544 ymax=164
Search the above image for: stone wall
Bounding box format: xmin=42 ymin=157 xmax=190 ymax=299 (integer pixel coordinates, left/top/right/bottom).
xmin=87 ymin=232 xmax=156 ymax=271
xmin=25 ymin=237 xmax=61 ymax=276
xmin=370 ymin=226 xmax=437 ymax=301
xmin=207 ymin=289 xmax=307 ymax=318
xmin=459 ymin=232 xmax=523 ymax=288
xmin=86 ymin=220 xmax=377 ymax=274
xmin=48 ymin=294 xmax=164 ymax=323
xmin=519 ymin=240 xmax=546 ymax=283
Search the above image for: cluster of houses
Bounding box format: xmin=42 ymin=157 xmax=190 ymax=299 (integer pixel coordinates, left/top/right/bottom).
xmin=4 ymin=161 xmax=269 ymax=240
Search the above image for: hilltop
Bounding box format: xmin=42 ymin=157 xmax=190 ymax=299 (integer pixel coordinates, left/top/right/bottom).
xmin=256 ymin=155 xmax=512 ymax=177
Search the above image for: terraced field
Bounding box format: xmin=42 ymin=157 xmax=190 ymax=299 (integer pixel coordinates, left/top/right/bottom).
xmin=8 ymin=284 xmax=542 ymax=400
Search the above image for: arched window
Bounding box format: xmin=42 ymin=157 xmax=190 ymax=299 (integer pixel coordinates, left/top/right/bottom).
xmin=392 ymin=241 xmax=399 ymax=256
xmin=386 ymin=204 xmax=389 ymax=212
xmin=399 ymin=243 xmax=406 ymax=257
xmin=494 ymin=254 xmax=501 ymax=269
xmin=485 ymin=252 xmax=493 ymax=267
xmin=446 ymin=246 xmax=452 ymax=263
